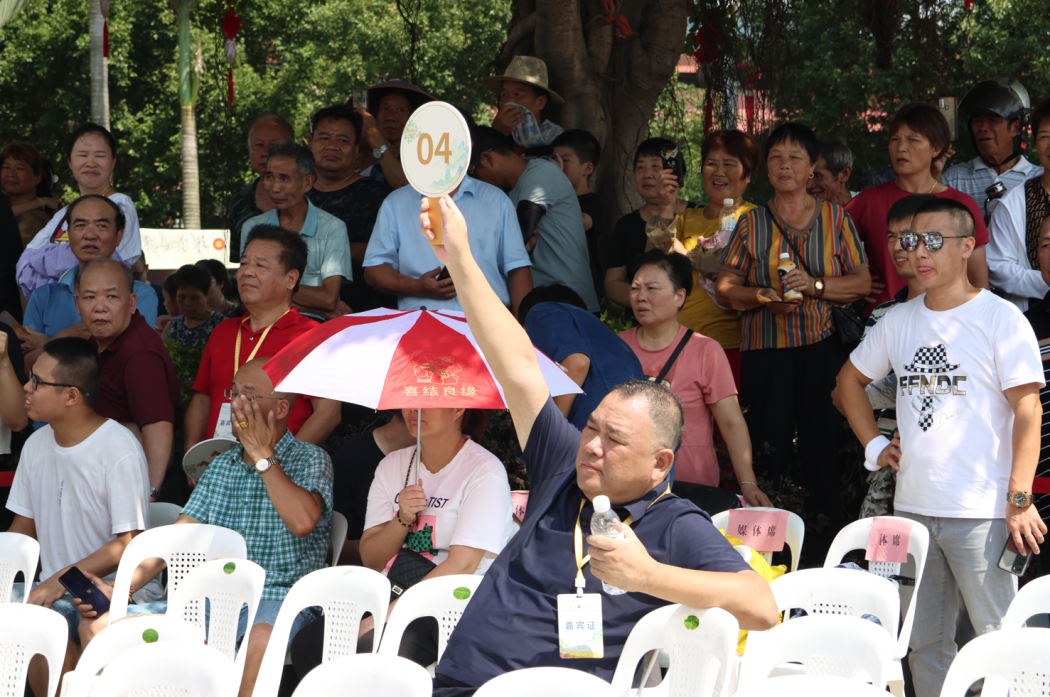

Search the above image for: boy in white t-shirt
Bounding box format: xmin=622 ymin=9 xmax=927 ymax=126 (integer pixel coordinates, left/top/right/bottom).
xmin=837 ymin=197 xmax=1047 ymax=697
xmin=5 ymin=336 xmax=151 ymax=696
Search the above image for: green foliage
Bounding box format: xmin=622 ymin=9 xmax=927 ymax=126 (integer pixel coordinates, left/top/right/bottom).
xmin=164 ymin=338 xmax=204 ymax=406
xmin=0 ymin=0 xmax=510 ymax=227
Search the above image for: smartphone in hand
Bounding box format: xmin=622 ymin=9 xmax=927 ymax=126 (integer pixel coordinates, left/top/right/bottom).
xmin=660 ymin=143 xmax=685 ymax=188
xmin=58 ymin=566 xmax=111 ymax=615
xmin=998 ymin=538 xmax=1032 ymax=576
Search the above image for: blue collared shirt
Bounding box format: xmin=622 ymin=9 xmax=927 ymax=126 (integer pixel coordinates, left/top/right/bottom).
xmin=240 ymin=198 xmax=352 ymax=286
xmin=942 ymin=155 xmax=1043 ymax=214
xmin=363 ymin=175 xmax=531 ymax=311
xmin=23 ymin=266 xmax=159 ymax=338
xmin=435 ymin=399 xmax=750 ymax=690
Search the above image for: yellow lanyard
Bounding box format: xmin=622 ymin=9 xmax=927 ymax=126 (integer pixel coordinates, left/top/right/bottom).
xmin=233 ymin=309 xmax=290 ymax=372
xmin=573 ymin=484 xmax=671 ymax=588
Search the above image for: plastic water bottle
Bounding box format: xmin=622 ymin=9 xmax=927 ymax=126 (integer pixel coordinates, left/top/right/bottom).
xmin=778 ymin=253 xmax=803 ymax=301
xmin=718 ymin=198 xmax=737 ymax=232
xmin=590 ymin=495 xmax=627 ymax=595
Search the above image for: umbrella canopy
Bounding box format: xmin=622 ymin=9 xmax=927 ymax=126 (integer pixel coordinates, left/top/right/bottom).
xmin=263 ymin=308 xmax=582 ymax=410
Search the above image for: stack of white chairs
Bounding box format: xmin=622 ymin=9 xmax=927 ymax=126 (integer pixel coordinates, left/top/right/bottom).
xmin=0 ymin=603 xmax=68 ymax=697
xmin=710 ymin=507 xmax=805 ymax=572
xmin=252 ymin=565 xmax=391 ymax=697
xmin=0 ymin=531 xmax=39 ymax=603
xmin=824 ymin=516 xmax=930 ymax=697
xmin=940 ymin=628 xmax=1050 ymax=697
xmin=291 ymin=653 xmax=433 ymax=696
xmin=92 ymin=640 xmax=238 ymax=696
xmin=378 ymin=574 xmax=483 ymax=669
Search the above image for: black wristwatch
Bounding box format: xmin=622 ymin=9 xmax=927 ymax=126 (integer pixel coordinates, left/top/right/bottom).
xmin=1008 ymin=491 xmax=1035 ymax=508
xmin=149 ymin=486 xmax=159 ymax=500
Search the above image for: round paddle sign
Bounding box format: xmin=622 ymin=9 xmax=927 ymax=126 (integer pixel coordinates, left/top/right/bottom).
xmin=400 ymin=101 xmax=472 ymax=245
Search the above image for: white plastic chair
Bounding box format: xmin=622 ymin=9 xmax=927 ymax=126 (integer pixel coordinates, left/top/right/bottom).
xmin=148 ymin=501 xmax=183 ymax=528
xmin=91 ymin=640 xmax=237 ymax=696
xmin=738 ymin=615 xmax=895 ymax=690
xmin=291 ymin=653 xmax=433 ymax=697
xmin=939 ymin=628 xmax=1050 ymax=697
xmin=710 ymin=507 xmax=805 ymax=572
xmin=167 ymin=557 xmax=265 ymax=675
xmin=474 ymin=666 xmax=616 ymax=697
xmin=824 ymin=516 xmax=929 ymax=696
xmin=1001 ymin=575 xmax=1050 ymax=629
xmin=769 ymin=567 xmax=901 ymax=638
xmin=0 ymin=603 xmax=69 ymax=697
xmin=610 ymin=604 xmax=738 ymax=697
xmin=252 ymin=565 xmax=392 ymax=697
xmin=378 ymin=574 xmax=482 ymax=664
xmin=108 ymin=523 xmax=247 ymax=620
xmin=60 ymin=615 xmax=205 ymax=697
xmin=329 ymin=511 xmax=348 ymax=565
xmin=0 ymin=531 xmax=40 ymax=603
xmin=734 ymin=674 xmax=899 ymax=697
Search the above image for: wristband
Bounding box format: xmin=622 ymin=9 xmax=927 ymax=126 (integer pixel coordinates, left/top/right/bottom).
xmin=395 ymin=510 xmax=412 ymax=528
xmin=864 ymin=435 xmax=891 ymax=472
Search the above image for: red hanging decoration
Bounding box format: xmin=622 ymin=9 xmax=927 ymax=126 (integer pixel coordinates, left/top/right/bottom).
xmin=100 ymin=0 xmax=111 ymax=58
xmin=600 ymin=0 xmax=633 ymax=38
xmin=964 ymin=0 xmax=973 ymax=8
xmin=222 ymin=2 xmax=242 ymax=103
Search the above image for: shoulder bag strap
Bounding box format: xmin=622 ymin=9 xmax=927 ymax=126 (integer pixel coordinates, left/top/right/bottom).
xmin=766 ymin=203 xmax=818 ymax=278
xmin=655 ymin=329 xmax=695 ymax=384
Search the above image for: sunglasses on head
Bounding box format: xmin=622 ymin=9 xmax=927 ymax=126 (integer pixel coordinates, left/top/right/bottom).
xmin=898 ymin=230 xmax=970 ymax=252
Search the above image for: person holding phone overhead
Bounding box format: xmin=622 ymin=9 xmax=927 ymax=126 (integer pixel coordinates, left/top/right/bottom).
xmin=836 ymin=197 xmax=1045 ymax=697
xmin=4 ymin=336 xmax=158 ymax=696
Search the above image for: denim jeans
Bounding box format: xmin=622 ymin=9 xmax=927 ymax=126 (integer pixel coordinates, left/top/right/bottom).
xmin=896 ymin=512 xmax=1017 ymax=697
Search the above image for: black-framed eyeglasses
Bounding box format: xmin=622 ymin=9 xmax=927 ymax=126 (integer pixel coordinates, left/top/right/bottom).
xmin=224 ymin=389 xmax=280 ymax=402
xmin=28 ymin=371 xmax=90 ymax=396
xmin=899 ymin=231 xmax=970 ymax=252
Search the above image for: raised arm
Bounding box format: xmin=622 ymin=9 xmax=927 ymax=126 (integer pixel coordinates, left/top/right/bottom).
xmin=420 ymin=195 xmax=548 ymax=448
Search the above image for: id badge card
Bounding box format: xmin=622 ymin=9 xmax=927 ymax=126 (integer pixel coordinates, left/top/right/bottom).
xmin=214 ymin=402 xmax=234 ymax=440
xmin=557 ymin=593 xmax=603 ymax=659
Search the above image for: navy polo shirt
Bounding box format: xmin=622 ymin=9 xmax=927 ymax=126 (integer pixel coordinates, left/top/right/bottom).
xmin=435 ymin=398 xmax=750 ymax=692
xmin=524 ymin=302 xmax=646 ymax=431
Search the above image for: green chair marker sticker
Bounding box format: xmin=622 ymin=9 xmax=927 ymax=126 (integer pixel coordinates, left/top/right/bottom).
xmin=142 ymin=629 xmax=159 ymax=643
xmin=453 ymin=587 xmax=471 ymax=600
xmin=224 ymin=562 xmax=236 ymax=574
xmin=683 ymin=615 xmax=699 ymax=630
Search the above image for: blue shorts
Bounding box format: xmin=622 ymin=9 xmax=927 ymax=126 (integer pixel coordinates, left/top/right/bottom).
xmin=128 ymin=599 xmax=313 ymax=646
xmin=11 ymin=583 xmax=81 ymax=645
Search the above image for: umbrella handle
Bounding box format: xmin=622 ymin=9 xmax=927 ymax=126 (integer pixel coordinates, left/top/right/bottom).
xmin=415 ymin=407 xmax=422 ymax=487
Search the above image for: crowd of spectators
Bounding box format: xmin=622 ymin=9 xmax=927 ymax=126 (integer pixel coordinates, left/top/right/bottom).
xmin=1 ymin=66 xmax=1048 ymax=697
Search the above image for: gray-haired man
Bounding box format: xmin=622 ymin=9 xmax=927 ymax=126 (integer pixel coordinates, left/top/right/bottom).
xmin=241 ymin=141 xmax=352 ymax=320
xmin=808 ymin=136 xmax=855 ymax=206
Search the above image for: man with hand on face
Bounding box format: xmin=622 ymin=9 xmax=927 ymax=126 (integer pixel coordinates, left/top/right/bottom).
xmin=417 ymin=195 xmax=777 ymax=696
xmin=306 ymin=104 xmax=394 ymax=313
xmin=229 ymin=113 xmax=295 ymax=256
xmin=471 ymin=127 xmax=599 ymax=314
xmin=485 ymin=56 xmax=564 ymax=153
xmin=836 ymin=197 xmax=1046 ymax=697
xmin=241 ymin=141 xmax=352 ymax=321
xmin=75 ymin=259 xmax=179 ymax=503
xmin=6 ymin=336 xmax=156 ymax=697
xmin=75 ymin=358 xmax=333 ymax=697
xmin=356 ymin=79 xmax=435 ymax=190
xmin=20 ymin=195 xmax=158 ymax=370
xmin=807 ymin=136 xmax=855 ymax=207
xmin=185 ymin=225 xmax=340 ymax=452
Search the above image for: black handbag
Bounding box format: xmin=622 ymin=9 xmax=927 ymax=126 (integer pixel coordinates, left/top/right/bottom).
xmin=387 ymin=448 xmax=438 ymax=602
xmin=645 ymin=329 xmax=694 ymax=388
xmin=769 ymin=206 xmax=865 ymax=349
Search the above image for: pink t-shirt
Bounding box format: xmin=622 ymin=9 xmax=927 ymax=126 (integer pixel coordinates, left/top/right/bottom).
xmin=619 ymin=325 xmax=737 ymax=486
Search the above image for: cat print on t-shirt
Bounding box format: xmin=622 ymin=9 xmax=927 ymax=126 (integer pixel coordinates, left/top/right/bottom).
xmin=898 ymin=343 xmax=967 ymax=432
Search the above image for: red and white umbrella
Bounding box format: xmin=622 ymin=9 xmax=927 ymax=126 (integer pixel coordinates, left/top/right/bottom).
xmin=263 ymin=308 xmax=581 ymax=411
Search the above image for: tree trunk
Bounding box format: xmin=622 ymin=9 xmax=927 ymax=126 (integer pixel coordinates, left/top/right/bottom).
xmin=177 ymin=0 xmax=200 ymax=229
xmin=88 ymin=0 xmax=109 ymax=129
xmin=496 ymin=0 xmax=688 ymax=228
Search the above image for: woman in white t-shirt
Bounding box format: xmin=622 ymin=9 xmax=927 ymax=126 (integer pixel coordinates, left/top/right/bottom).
xmin=356 ymin=406 xmax=513 ymax=662
xmin=17 ymin=123 xmax=142 ymax=297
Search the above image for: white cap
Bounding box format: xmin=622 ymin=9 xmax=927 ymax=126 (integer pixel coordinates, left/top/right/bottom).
xmin=779 ymin=253 xmax=790 ymax=261
xmin=593 ymin=495 xmax=611 ymax=513
xmin=723 ymin=198 xmax=734 ymax=206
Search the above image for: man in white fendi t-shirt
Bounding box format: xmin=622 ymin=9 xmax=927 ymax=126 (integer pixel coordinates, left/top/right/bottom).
xmin=837 ymin=197 xmax=1047 ymax=697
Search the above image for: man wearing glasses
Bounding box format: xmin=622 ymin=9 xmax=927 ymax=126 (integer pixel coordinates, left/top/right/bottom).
xmin=836 ymin=197 xmax=1046 ymax=697
xmin=4 ymin=336 xmax=157 ymax=696
xmin=74 ymin=357 xmax=333 ymax=697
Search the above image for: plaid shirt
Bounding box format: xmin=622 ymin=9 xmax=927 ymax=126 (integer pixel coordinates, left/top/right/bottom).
xmin=721 ymin=201 xmax=867 ymax=350
xmin=942 ymin=155 xmax=1043 ymax=216
xmin=183 ymin=430 xmax=333 ymax=601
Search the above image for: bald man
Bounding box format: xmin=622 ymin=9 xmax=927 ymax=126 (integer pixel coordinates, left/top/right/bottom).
xmin=75 ymin=259 xmax=179 ymax=502
xmin=75 ymin=358 xmax=334 ymax=697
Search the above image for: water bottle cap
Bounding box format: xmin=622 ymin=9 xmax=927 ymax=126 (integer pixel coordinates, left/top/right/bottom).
xmin=723 ymin=198 xmax=734 ymax=206
xmin=593 ymin=495 xmax=611 ymax=513
xmin=779 ymin=252 xmax=790 ymax=260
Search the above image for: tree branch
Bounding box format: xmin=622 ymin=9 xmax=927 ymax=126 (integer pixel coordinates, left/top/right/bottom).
xmin=497 ymin=11 xmax=538 ymax=66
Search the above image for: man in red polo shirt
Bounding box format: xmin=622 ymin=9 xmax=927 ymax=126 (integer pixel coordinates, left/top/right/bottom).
xmin=76 ymin=259 xmax=179 ymax=500
xmin=184 ymin=225 xmax=340 ymax=452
